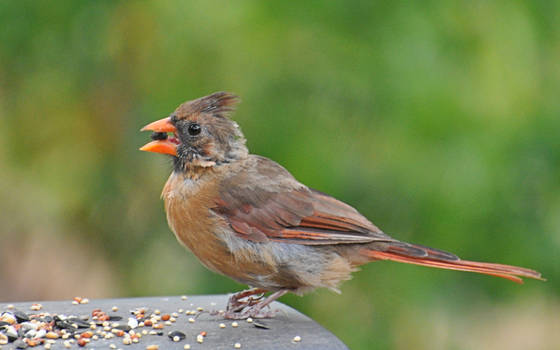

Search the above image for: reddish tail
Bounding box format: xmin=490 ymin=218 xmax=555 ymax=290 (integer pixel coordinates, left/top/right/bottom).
xmin=363 ymin=242 xmax=543 ymax=284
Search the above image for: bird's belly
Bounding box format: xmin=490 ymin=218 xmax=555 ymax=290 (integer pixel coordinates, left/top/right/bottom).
xmin=172 ymin=215 xmax=355 ymax=293
xmin=210 ymin=229 xmax=356 ymax=294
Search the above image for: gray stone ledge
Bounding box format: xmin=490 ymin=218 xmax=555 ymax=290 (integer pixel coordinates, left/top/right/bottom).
xmin=0 ymin=295 xmax=348 ymax=350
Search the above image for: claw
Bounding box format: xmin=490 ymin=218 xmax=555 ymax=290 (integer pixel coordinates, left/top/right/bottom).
xmin=224 ymin=308 xmax=278 ymax=319
xmin=224 ymin=289 xmax=288 ymax=320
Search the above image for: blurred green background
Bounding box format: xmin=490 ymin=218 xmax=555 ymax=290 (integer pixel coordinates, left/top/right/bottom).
xmin=1 ymin=1 xmax=558 ymax=349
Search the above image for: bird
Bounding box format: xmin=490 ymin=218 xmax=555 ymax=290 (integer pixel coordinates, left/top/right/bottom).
xmin=140 ymin=92 xmax=543 ymax=319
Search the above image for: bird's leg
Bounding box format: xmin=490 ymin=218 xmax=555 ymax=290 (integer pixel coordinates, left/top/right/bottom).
xmin=226 ymin=288 xmax=267 ymax=314
xmin=246 ymin=289 xmax=288 ymax=317
xmin=224 ymin=289 xmax=288 ymax=319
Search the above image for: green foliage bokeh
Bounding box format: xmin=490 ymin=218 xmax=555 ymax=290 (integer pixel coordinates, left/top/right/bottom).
xmin=1 ymin=1 xmax=558 ymax=349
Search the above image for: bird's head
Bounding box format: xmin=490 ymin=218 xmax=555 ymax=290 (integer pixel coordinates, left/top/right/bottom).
xmin=140 ymin=92 xmax=248 ymax=172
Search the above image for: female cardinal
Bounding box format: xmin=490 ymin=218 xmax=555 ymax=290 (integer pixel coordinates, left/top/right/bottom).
xmin=140 ymin=92 xmax=542 ymax=319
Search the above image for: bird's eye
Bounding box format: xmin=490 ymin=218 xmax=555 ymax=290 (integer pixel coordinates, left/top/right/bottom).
xmin=188 ymin=123 xmax=201 ymax=136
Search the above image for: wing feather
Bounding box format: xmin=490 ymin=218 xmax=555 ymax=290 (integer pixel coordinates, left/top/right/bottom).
xmin=212 ymin=156 xmax=393 ymax=245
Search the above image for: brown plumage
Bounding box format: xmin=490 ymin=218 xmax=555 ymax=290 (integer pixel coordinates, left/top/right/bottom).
xmin=140 ymin=92 xmax=543 ymax=319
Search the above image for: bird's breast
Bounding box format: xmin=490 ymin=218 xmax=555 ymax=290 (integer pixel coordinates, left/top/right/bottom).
xmin=162 ymin=172 xmax=230 ymax=270
xmin=161 ymin=171 xmax=278 ymax=284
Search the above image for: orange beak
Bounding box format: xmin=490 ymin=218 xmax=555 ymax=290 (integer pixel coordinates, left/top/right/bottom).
xmin=139 ymin=117 xmax=179 ymax=156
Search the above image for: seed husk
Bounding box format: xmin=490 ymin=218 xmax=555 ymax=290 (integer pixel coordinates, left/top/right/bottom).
xmin=45 ymin=331 xmax=58 ymax=339
xmin=168 ymin=330 xmax=186 ymax=342
xmin=14 ymin=311 xmax=30 ymax=323
xmin=151 ymin=132 xmax=168 ymax=141
xmin=114 ymin=325 xmax=132 ymax=332
xmin=14 ymin=339 xmax=27 ymax=349
xmin=253 ymin=321 xmax=270 ymax=329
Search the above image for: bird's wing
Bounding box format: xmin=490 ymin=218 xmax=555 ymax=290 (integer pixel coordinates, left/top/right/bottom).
xmin=212 ymin=156 xmax=394 ymax=245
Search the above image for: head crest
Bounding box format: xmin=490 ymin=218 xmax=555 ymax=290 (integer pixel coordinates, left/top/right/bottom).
xmin=180 ymin=91 xmax=240 ymax=119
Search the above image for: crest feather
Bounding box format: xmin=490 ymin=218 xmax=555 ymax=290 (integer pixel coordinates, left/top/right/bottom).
xmin=188 ymin=91 xmax=240 ymax=118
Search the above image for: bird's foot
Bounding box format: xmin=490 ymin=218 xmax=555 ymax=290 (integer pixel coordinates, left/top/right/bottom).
xmin=224 ymin=289 xmax=288 ymax=319
xmin=223 ymin=307 xmax=277 ymax=319
xmin=226 ymin=288 xmax=267 ymax=314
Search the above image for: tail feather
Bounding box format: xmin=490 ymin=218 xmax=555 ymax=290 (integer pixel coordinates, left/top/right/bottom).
xmin=364 ymin=243 xmax=543 ymax=284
